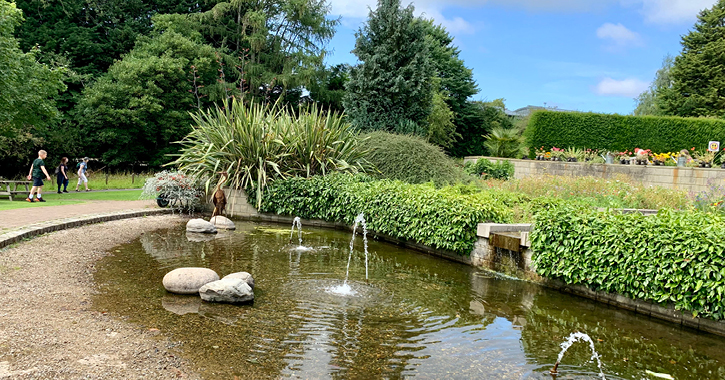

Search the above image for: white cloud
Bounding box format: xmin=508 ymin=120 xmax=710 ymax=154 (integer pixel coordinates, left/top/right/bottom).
xmin=594 ymin=77 xmax=649 ymax=97
xmin=596 ymin=23 xmax=642 ymax=51
xmin=619 ymin=0 xmax=717 ymax=24
xmin=327 ymin=0 xmax=476 ymax=34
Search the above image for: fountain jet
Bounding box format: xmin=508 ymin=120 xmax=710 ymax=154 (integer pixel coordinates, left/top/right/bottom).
xmin=550 ymin=332 xmax=605 ymax=379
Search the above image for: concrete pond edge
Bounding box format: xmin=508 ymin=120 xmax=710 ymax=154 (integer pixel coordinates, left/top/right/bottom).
xmin=0 ymin=208 xmax=173 ymax=250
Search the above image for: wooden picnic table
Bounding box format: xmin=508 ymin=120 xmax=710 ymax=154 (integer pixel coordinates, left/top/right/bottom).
xmin=0 ymin=180 xmax=31 ymax=201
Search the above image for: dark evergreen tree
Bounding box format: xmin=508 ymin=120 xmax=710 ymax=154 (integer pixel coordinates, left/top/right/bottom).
xmin=344 ymin=0 xmax=433 ymax=133
xmin=450 ymin=101 xmax=513 ymax=157
xmin=307 ymin=63 xmax=350 ymax=113
xmin=659 ymin=0 xmax=725 ymax=117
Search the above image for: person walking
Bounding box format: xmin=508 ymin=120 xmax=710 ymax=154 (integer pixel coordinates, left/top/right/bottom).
xmin=56 ymin=157 xmax=69 ymax=193
xmin=26 ymin=150 xmax=51 ymax=202
xmin=75 ymin=157 xmax=90 ymax=191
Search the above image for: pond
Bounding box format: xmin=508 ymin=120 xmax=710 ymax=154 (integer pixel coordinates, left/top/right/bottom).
xmin=93 ymin=221 xmax=725 ymax=379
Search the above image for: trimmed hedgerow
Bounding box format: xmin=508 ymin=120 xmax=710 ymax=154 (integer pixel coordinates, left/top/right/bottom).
xmin=257 ymin=174 xmax=512 ymax=254
xmin=532 ymin=204 xmax=725 ymax=319
xmin=525 ymin=110 xmax=725 ymax=154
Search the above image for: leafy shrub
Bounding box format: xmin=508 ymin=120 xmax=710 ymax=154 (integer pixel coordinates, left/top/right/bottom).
xmin=171 ymin=98 xmax=371 ymax=207
xmin=465 ymin=158 xmax=514 ymax=180
xmin=526 ymin=110 xmax=725 ymax=155
xmin=484 ymin=126 xmax=525 ymax=158
xmin=532 ymin=204 xmax=725 ymax=319
xmin=257 ymin=174 xmax=512 ymax=254
xmin=359 ymin=131 xmax=468 ymax=186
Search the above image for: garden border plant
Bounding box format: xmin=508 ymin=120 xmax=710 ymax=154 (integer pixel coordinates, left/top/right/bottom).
xmin=531 ymin=204 xmax=725 ymax=319
xmin=256 ymin=173 xmax=512 ymax=254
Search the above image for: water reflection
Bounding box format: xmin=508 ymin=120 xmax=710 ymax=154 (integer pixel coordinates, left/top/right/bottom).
xmin=92 ymin=222 xmax=725 ymax=380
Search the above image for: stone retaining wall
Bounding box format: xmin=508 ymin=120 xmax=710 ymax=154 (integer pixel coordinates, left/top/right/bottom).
xmin=463 ymin=156 xmax=725 ymax=192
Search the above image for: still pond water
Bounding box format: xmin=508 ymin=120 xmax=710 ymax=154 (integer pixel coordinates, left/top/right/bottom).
xmin=93 ymin=221 xmax=725 ymax=379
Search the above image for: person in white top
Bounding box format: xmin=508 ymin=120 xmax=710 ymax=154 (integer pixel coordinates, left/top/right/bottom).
xmin=75 ymin=157 xmax=91 ymax=191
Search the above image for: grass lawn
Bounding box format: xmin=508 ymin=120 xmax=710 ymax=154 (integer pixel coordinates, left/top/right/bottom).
xmin=0 ymin=190 xmax=144 ymax=211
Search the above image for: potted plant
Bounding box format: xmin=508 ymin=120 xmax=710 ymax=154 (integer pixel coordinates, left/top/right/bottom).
xmin=534 ymin=146 xmax=547 ymax=160
xmin=634 ymin=148 xmax=651 ymax=165
xmin=551 ymin=147 xmax=566 ymax=162
xmin=565 ymin=147 xmax=581 ymax=162
xmin=616 ymin=150 xmax=631 ymax=164
xmin=694 ymin=150 xmax=715 ymax=168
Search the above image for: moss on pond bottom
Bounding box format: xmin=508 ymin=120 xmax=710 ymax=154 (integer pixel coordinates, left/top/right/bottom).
xmin=93 ymin=222 xmax=725 ymax=379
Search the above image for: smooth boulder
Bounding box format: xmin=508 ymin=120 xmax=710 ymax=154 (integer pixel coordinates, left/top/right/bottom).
xmin=163 ymin=267 xmax=220 ymax=295
xmin=222 ymin=271 xmax=255 ymax=289
xmin=186 ymin=218 xmax=217 ymax=234
xmin=199 ymin=278 xmax=254 ymax=304
xmin=210 ymin=216 xmax=236 ymax=230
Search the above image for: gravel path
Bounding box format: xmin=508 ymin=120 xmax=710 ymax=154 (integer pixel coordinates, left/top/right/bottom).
xmin=0 ymin=215 xmax=199 ymax=379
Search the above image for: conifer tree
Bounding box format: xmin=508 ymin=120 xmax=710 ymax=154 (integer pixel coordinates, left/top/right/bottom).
xmin=344 ymin=0 xmax=433 ymax=133
xmin=659 ymin=1 xmax=725 ymax=117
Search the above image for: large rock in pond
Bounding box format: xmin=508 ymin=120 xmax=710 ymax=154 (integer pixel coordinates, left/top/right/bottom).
xmin=210 ymin=216 xmax=236 ymax=230
xmin=199 ymin=278 xmax=254 ymax=304
xmin=163 ymin=267 xmax=219 ymax=295
xmin=222 ymin=271 xmax=255 ymax=289
xmin=186 ymin=218 xmax=217 ymax=234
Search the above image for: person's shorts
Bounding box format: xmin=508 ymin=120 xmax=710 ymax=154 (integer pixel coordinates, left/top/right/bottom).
xmin=32 ymin=177 xmax=44 ymax=186
xmin=78 ymin=173 xmax=88 ymax=183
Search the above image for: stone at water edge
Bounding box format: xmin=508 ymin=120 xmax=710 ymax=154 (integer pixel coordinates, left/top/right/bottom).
xmin=222 ymin=271 xmax=255 ymax=289
xmin=210 ymin=215 xmax=236 ymax=230
xmin=186 ymin=218 xmax=217 ymax=234
xmin=199 ymin=278 xmax=254 ymax=304
xmin=163 ymin=267 xmax=220 ymax=295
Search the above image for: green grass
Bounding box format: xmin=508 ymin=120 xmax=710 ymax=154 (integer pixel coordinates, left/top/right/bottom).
xmin=38 ymin=173 xmax=148 ymax=191
xmin=0 ymin=190 xmax=144 ymax=211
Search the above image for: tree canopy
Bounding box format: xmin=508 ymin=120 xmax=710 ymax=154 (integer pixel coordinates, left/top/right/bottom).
xmin=659 ymin=0 xmax=725 ymax=117
xmin=1 ymin=1 xmax=66 ymax=176
xmin=344 ymin=0 xmax=433 ymax=133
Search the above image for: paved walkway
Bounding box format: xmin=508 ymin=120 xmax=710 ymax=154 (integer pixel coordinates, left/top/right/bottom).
xmin=0 ymin=200 xmax=156 ymax=230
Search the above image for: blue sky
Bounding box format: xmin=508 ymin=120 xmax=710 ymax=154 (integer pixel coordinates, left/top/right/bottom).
xmin=322 ymin=0 xmax=717 ymax=115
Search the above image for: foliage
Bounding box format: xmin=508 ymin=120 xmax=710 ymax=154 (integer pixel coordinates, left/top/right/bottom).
xmin=417 ymin=18 xmax=478 ymax=114
xmin=691 ymin=179 xmax=725 ymax=213
xmin=532 ymin=204 xmax=725 ymax=319
xmin=257 ymin=174 xmax=512 ymax=254
xmin=450 ymin=101 xmax=515 ymax=157
xmin=484 ymin=126 xmax=526 ymax=158
xmin=171 ymin=98 xmax=370 ymax=208
xmin=659 ymin=1 xmax=725 ymax=117
xmin=141 ymin=171 xmax=204 ymax=213
xmin=75 ymin=18 xmax=219 ymax=167
xmin=359 ymin=131 xmax=469 ymax=186
xmin=634 ymin=55 xmax=673 ymax=116
xmin=187 ymin=0 xmax=338 ymax=102
xmin=525 ymin=110 xmax=725 ymax=155
xmin=344 ymin=0 xmax=433 ymax=133
xmin=464 ymin=158 xmax=514 ymax=180
xmin=0 ymin=1 xmax=66 ymax=177
xmin=426 ymin=91 xmax=460 ymax=149
xmin=307 ymin=64 xmax=350 ymax=113
xmin=479 ymin=174 xmax=690 ymax=218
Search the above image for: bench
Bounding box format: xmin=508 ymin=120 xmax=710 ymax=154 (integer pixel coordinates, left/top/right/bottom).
xmin=0 ymin=180 xmax=31 ymax=201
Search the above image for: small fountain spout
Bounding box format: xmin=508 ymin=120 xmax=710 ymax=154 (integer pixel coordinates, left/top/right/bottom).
xmin=290 ymin=217 xmax=302 ymax=246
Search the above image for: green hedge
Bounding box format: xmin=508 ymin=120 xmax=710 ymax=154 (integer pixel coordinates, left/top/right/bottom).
xmin=526 ymin=111 xmax=725 ymax=153
xmin=257 ymin=174 xmax=512 ymax=254
xmin=532 ymin=204 xmax=725 ymax=319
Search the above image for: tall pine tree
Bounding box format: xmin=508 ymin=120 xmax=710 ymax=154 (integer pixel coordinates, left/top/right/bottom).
xmin=659 ymin=0 xmax=725 ymax=117
xmin=344 ymin=0 xmax=433 ymax=133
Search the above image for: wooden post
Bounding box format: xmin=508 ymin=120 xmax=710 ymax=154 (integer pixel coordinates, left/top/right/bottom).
xmin=132 ymin=173 xmax=135 ymax=184
xmin=106 ymin=169 xmax=109 ymax=185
